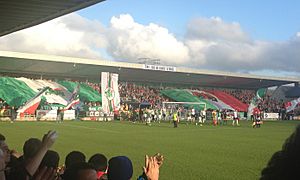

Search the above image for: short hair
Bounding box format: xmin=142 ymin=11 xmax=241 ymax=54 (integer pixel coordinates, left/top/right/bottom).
xmin=88 ymin=153 xmax=107 ymax=172
xmin=40 ymin=150 xmax=60 ymax=169
xmin=63 ymin=162 xmax=96 ymax=180
xmin=23 ymin=138 xmax=42 ymax=160
xmin=0 ymin=134 xmax=5 ymax=141
xmin=65 ymin=151 xmax=86 ymax=169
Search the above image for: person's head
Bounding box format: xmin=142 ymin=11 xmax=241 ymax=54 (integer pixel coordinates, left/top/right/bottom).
xmin=0 ymin=133 xmax=7 ymax=150
xmin=65 ymin=151 xmax=86 ymax=169
xmin=88 ymin=153 xmax=107 ymax=172
xmin=40 ymin=150 xmax=60 ymax=169
xmin=0 ymin=133 xmax=10 ymax=163
xmin=63 ymin=162 xmax=97 ymax=180
xmin=23 ymin=138 xmax=42 ymax=160
xmin=261 ymin=124 xmax=300 ymax=179
xmin=107 ymin=156 xmax=133 ymax=180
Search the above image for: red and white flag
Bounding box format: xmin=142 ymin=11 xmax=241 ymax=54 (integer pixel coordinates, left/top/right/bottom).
xmin=17 ymin=87 xmax=49 ymax=114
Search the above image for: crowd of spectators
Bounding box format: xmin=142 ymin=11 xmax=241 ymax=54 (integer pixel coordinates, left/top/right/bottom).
xmin=258 ymin=95 xmax=283 ymax=113
xmin=86 ymin=81 xmax=258 ymax=107
xmin=84 ymin=81 xmax=297 ymax=115
xmin=86 ymin=82 xmax=101 ymax=94
xmin=119 ymin=83 xmax=170 ymax=106
xmin=0 ymin=131 xmax=163 ymax=180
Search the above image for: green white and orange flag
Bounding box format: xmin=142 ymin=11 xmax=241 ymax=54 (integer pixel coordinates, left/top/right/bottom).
xmin=101 ymin=72 xmax=120 ymax=114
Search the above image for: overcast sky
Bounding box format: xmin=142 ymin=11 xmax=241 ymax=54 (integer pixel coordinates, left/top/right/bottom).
xmin=0 ymin=0 xmax=300 ymax=78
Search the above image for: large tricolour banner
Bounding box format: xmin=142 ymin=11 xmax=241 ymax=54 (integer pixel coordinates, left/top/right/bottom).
xmin=17 ymin=87 xmax=49 ymax=114
xmin=189 ymin=90 xmax=234 ymax=110
xmin=17 ymin=77 xmax=68 ymax=105
xmin=101 ymin=72 xmax=120 ymax=114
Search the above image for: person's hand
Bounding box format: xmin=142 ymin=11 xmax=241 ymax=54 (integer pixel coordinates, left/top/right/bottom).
xmin=33 ymin=166 xmax=56 ymax=180
xmin=154 ymin=153 xmax=164 ymax=167
xmin=42 ymin=131 xmax=58 ymax=150
xmin=10 ymin=149 xmax=21 ymax=158
xmin=143 ymin=155 xmax=160 ymax=180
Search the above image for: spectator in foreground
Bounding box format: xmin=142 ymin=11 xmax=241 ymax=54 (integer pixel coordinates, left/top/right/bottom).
xmin=107 ymin=154 xmax=162 ymax=180
xmin=65 ymin=151 xmax=86 ymax=169
xmin=260 ymin=125 xmax=300 ymax=179
xmin=64 ymin=162 xmax=97 ymax=180
xmin=0 ymin=134 xmax=10 ymax=168
xmin=8 ymin=131 xmax=57 ymax=180
xmin=32 ymin=150 xmax=60 ymax=180
xmin=138 ymin=153 xmax=163 ymax=180
xmin=107 ymin=156 xmax=133 ymax=180
xmin=88 ymin=153 xmax=107 ymax=180
xmin=0 ymin=147 xmax=8 ymax=180
xmin=39 ymin=150 xmax=60 ymax=169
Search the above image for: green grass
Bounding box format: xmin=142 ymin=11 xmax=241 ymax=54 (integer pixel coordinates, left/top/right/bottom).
xmin=1 ymin=120 xmax=299 ymax=179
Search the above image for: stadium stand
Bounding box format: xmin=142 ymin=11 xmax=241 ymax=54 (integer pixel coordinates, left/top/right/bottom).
xmin=1 ymin=76 xmax=300 ymax=122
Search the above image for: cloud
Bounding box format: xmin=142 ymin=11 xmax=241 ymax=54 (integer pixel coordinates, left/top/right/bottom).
xmin=184 ymin=17 xmax=300 ymax=74
xmin=0 ymin=13 xmax=300 ymax=76
xmin=186 ymin=17 xmax=250 ymax=42
xmin=106 ymin=14 xmax=190 ymax=65
xmin=0 ymin=13 xmax=107 ymax=59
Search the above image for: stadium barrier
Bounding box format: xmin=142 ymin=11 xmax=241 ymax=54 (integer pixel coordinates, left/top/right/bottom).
xmin=263 ymin=113 xmax=279 ymax=121
xmin=36 ymin=110 xmax=75 ymax=121
xmin=83 ymin=111 xmax=113 ymax=121
xmin=36 ymin=110 xmax=57 ymax=121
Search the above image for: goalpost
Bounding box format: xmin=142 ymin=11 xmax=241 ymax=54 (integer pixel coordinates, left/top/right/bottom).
xmin=162 ymin=102 xmax=206 ymax=121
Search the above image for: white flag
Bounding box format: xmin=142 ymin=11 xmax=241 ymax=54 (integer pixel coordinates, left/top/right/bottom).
xmin=101 ymin=72 xmax=121 ymax=114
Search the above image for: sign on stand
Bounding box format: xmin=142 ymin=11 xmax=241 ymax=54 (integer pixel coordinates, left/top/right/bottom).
xmin=263 ymin=113 xmax=279 ymax=120
xmin=36 ymin=110 xmax=57 ymax=121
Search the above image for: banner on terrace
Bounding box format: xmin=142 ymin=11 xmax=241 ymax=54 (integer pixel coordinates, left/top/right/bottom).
xmin=17 ymin=87 xmax=49 ymax=114
xmin=247 ymin=88 xmax=266 ymax=118
xmin=64 ymin=84 xmax=80 ymax=111
xmin=285 ymin=97 xmax=300 ymax=113
xmin=17 ymin=78 xmax=68 ymax=105
xmin=101 ymin=72 xmax=120 ymax=114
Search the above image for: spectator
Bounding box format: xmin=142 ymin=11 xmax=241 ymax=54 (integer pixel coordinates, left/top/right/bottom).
xmin=0 ymin=134 xmax=10 ymax=180
xmin=65 ymin=151 xmax=86 ymax=169
xmin=63 ymin=162 xmax=97 ymax=180
xmin=260 ymin=125 xmax=300 ymax=179
xmin=9 ymin=130 xmax=57 ymax=180
xmin=0 ymin=134 xmax=10 ymax=166
xmin=107 ymin=156 xmax=133 ymax=180
xmin=39 ymin=150 xmax=60 ymax=169
xmin=88 ymin=153 xmax=107 ymax=180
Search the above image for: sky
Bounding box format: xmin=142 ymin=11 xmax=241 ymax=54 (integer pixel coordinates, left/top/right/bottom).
xmin=1 ymin=0 xmax=300 ymax=78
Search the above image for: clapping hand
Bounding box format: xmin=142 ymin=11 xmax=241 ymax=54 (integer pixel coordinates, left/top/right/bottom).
xmin=143 ymin=153 xmax=164 ymax=180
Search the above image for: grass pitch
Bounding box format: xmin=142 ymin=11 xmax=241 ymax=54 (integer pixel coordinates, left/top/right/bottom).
xmin=1 ymin=120 xmax=299 ymax=180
